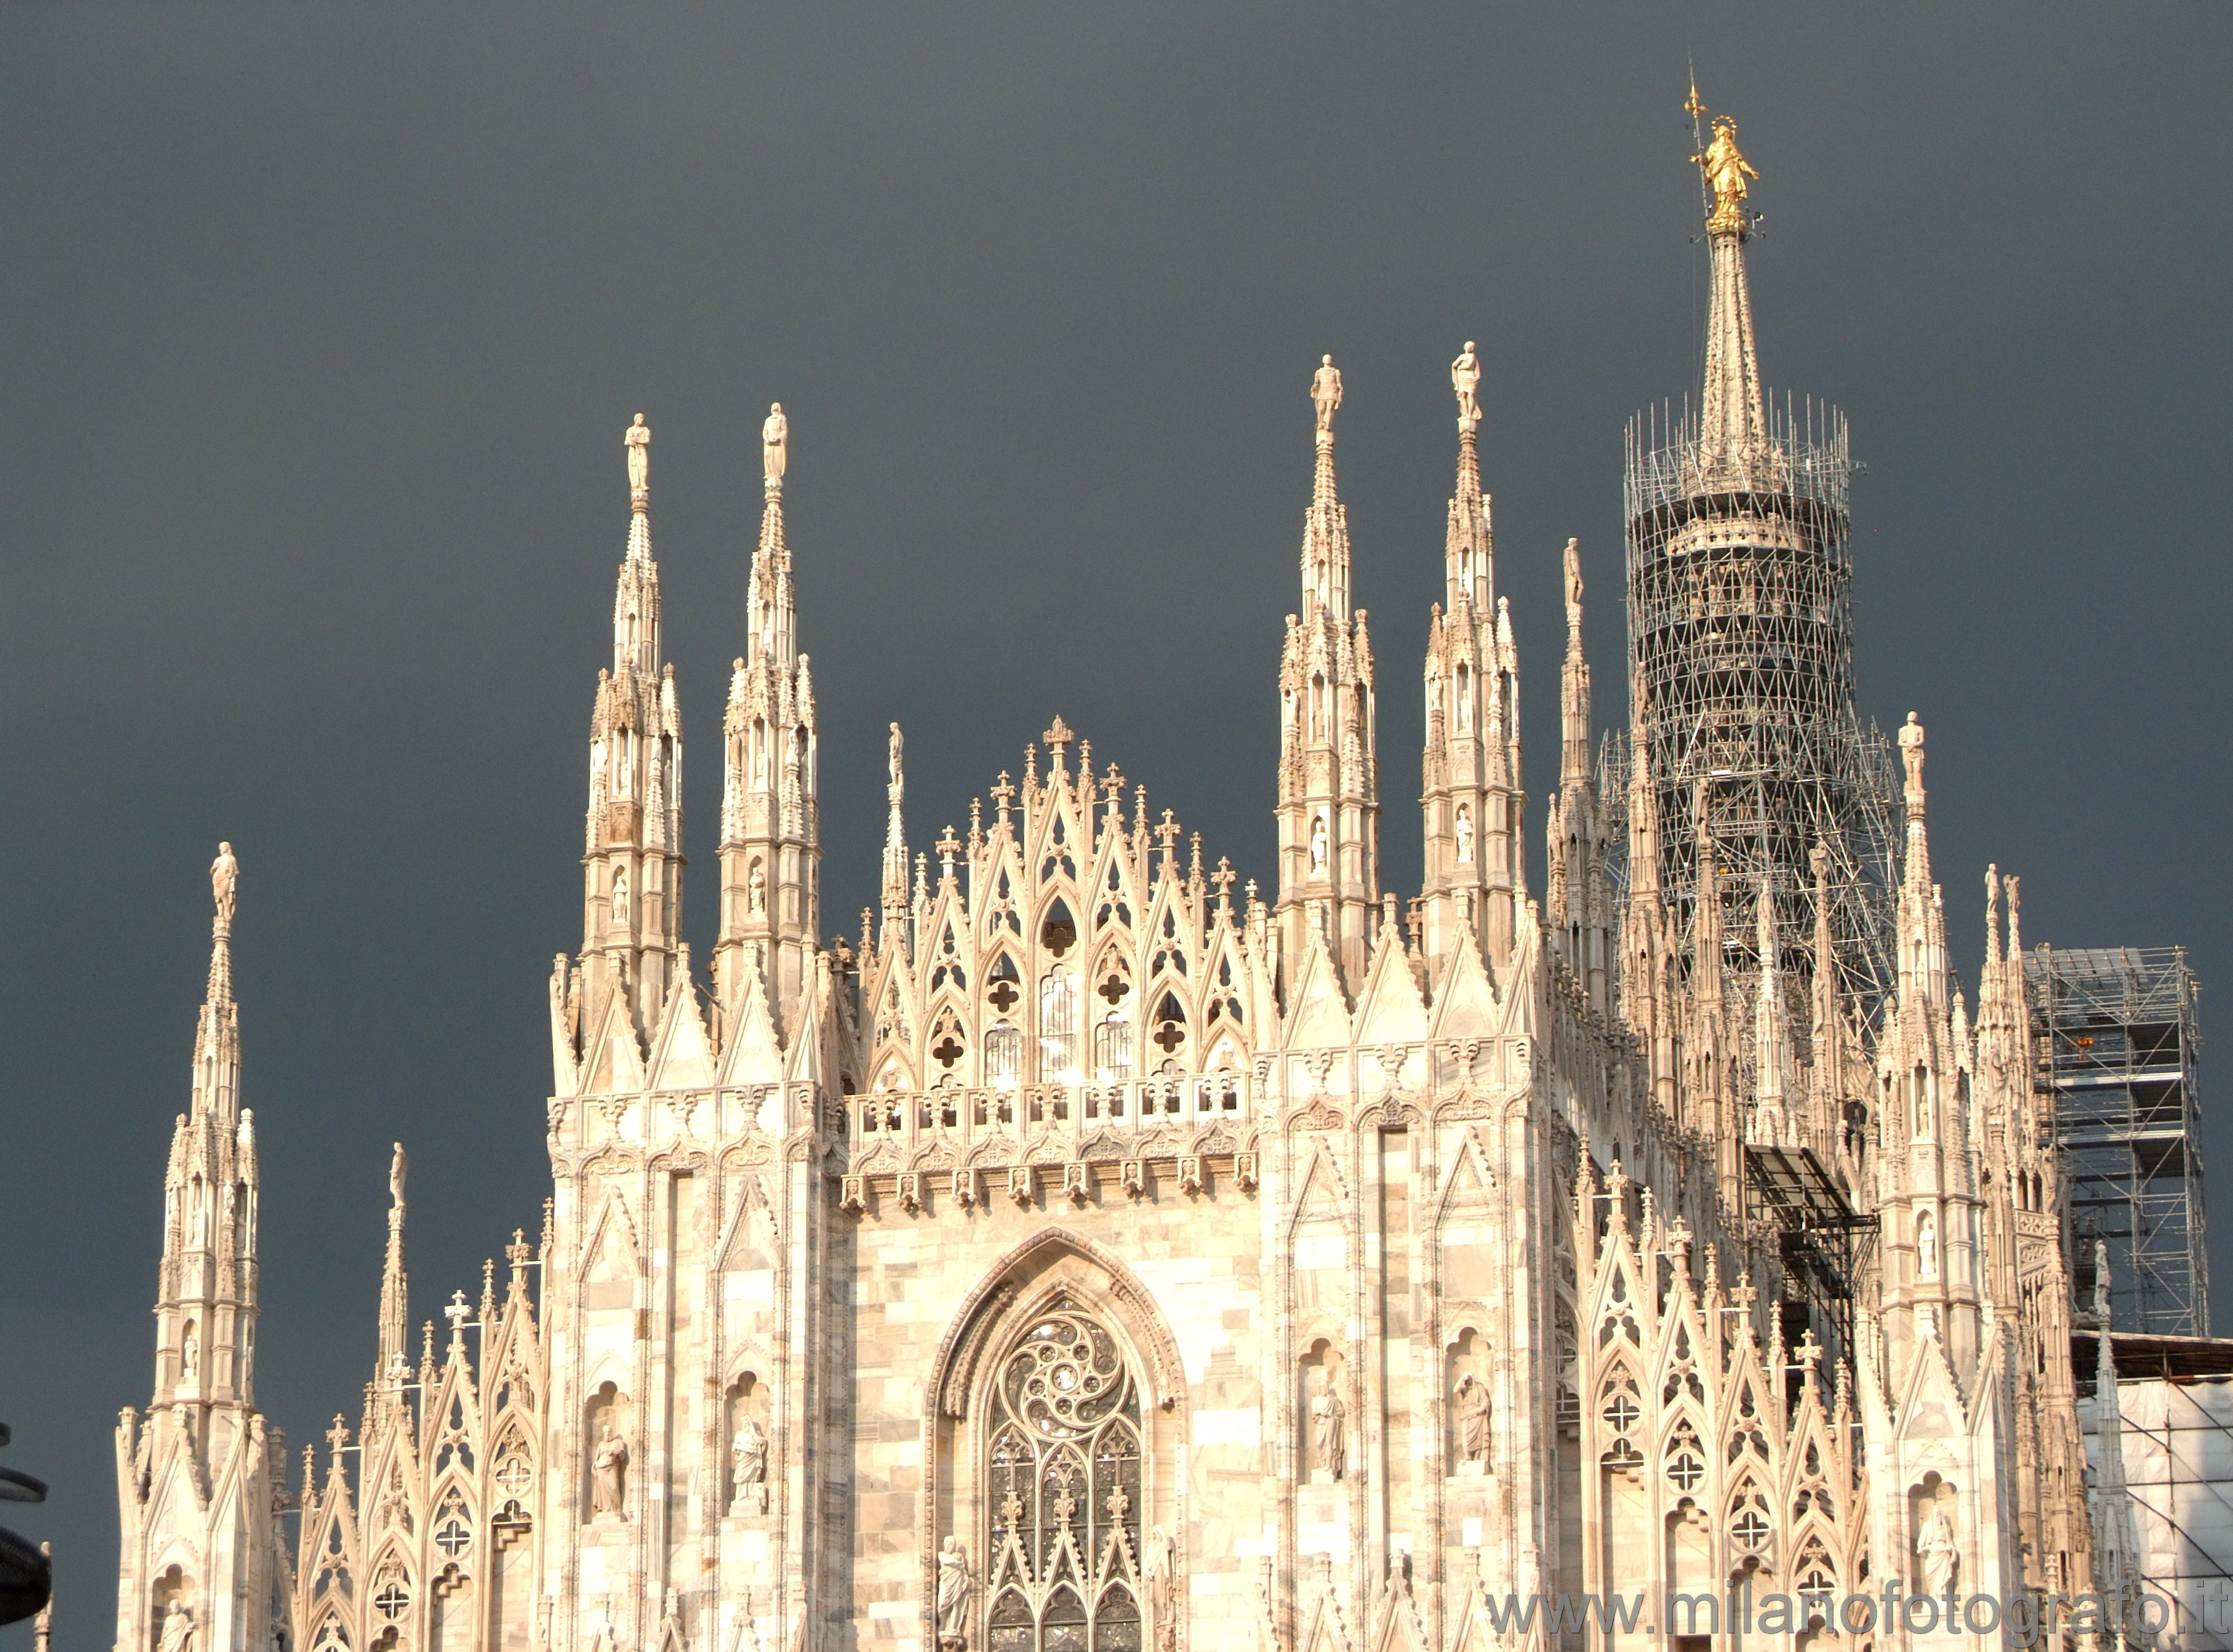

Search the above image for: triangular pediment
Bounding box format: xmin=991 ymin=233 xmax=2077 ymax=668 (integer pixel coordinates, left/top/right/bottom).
xmin=1354 ymin=928 xmax=1428 ymax=1045
xmin=717 ymin=954 xmax=785 ymax=1086
xmin=581 ymin=1188 xmax=644 ymax=1284
xmin=1299 ymin=1574 xmax=1353 ymax=1652
xmin=1289 ymin=1141 xmax=1349 ymax=1230
xmin=1283 ymin=932 xmax=1351 ymax=1050
xmin=1434 ymin=1129 xmax=1495 ymax=1220
xmin=1427 ymin=931 xmax=1499 ymax=1041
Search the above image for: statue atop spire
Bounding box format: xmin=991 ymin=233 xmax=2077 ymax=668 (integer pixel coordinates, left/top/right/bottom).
xmin=1692 ymin=113 xmax=1759 ymax=235
xmin=1562 ymin=537 xmax=1583 ymax=640
xmin=762 ymin=402 xmax=788 ymax=490
xmin=1310 ymin=354 xmax=1342 ymax=433
xmin=1450 ymin=340 xmax=1480 ymax=429
xmin=1899 ymin=711 xmax=1927 ymax=813
xmin=880 ymin=723 xmax=910 ymax=937
xmin=625 ymin=413 xmax=650 ymax=504
xmin=210 ymin=841 xmax=239 ymax=931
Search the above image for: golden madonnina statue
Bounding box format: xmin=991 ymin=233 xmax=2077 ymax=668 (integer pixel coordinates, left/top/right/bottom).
xmin=1693 ymin=113 xmax=1759 ymax=230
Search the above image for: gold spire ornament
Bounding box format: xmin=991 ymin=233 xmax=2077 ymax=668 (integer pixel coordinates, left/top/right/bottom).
xmin=1692 ymin=111 xmax=1759 ymax=234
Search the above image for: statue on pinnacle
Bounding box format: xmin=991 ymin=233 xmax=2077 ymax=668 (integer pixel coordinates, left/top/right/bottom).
xmin=1692 ymin=113 xmax=1759 ymax=230
xmin=625 ymin=413 xmax=651 ymax=495
xmin=763 ymin=402 xmax=788 ymax=487
xmin=1451 ymin=340 xmax=1480 ymax=427
xmin=1310 ymin=354 xmax=1342 ymax=433
xmin=210 ymin=842 xmax=239 ymax=929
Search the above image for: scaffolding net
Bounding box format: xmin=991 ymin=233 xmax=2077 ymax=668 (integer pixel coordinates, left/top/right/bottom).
xmin=1617 ymin=395 xmax=1900 ymax=1059
xmin=2027 ymin=945 xmax=2209 ymax=1337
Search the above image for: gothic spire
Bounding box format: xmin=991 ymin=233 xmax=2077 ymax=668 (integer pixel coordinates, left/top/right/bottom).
xmin=1895 ymin=712 xmax=1948 ymax=1007
xmin=1553 ymin=538 xmax=1607 ymax=1014
xmin=375 ymin=1144 xmax=408 ymax=1387
xmin=1751 ymin=880 xmax=1793 ymax=1145
xmin=1276 ymin=354 xmax=1379 ymax=989
xmin=1808 ymin=838 xmax=1840 ymax=1154
xmin=559 ymin=412 xmax=687 ymax=1077
xmin=1445 ymin=340 xmax=1491 ymax=612
xmin=880 ymin=721 xmax=909 ymax=945
xmin=1419 ymin=347 xmax=1512 ymax=976
xmin=1301 ymin=354 xmax=1349 ymax=619
xmin=746 ymin=402 xmax=795 ymax=672
xmin=716 ymin=402 xmax=820 ymax=1030
xmin=119 ymin=850 xmax=285 ymax=1652
xmin=1690 ymin=99 xmax=1767 ymax=474
xmin=1558 ymin=539 xmax=1590 ymax=792
xmin=195 ymin=842 xmax=242 ymax=1122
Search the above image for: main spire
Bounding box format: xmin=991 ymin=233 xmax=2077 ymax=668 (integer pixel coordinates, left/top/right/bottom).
xmin=1689 ymin=94 xmax=1768 ymax=474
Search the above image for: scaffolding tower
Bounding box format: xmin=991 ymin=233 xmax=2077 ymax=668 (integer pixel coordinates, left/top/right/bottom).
xmin=2027 ymin=945 xmax=2210 ymax=1336
xmin=1621 ymin=397 xmax=1901 ymax=1046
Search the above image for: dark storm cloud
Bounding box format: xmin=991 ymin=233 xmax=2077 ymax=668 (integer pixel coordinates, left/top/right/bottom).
xmin=2 ymin=6 xmax=2226 ymax=1631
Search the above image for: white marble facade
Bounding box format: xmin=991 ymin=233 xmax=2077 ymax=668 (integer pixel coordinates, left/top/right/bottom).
xmin=117 ymin=128 xmax=2102 ymax=1652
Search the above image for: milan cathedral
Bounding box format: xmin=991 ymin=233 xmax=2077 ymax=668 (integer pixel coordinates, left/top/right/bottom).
xmin=114 ymin=106 xmax=2102 ymax=1652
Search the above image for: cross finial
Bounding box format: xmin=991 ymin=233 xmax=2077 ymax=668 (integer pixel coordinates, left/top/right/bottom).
xmin=327 ymin=1415 xmax=350 ymax=1456
xmin=1731 ymin=1270 xmax=1758 ymax=1310
xmin=991 ymin=771 xmax=1017 ymax=824
xmin=1155 ymin=809 xmax=1181 ymax=855
xmin=1101 ymin=763 xmax=1125 ymax=804
xmin=445 ymin=1290 xmax=472 ymax=1342
xmin=1212 ymin=857 xmax=1237 ymax=899
xmin=937 ymin=825 xmax=961 ymax=882
xmin=1796 ymin=1328 xmax=1824 ymax=1382
xmin=1684 ymin=81 xmax=1706 ymax=125
xmin=507 ymin=1229 xmax=531 ymax=1268
xmin=1043 ymin=716 xmax=1073 ymax=768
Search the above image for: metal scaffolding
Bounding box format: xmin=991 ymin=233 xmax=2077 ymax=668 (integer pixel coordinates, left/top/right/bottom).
xmin=2028 ymin=946 xmax=2210 ymax=1336
xmin=1617 ymin=395 xmax=1901 ymax=1050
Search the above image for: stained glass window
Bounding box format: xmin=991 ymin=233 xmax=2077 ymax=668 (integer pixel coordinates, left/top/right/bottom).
xmin=984 ymin=1304 xmax=1145 ymax=1652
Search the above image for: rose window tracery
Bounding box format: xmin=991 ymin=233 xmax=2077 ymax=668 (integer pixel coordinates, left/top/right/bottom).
xmin=985 ymin=1303 xmax=1145 ymax=1652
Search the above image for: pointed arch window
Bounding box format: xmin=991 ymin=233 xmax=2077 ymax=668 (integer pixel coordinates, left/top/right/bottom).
xmin=985 ymin=1303 xmax=1145 ymax=1652
xmin=1093 ymin=1014 xmax=1133 ymax=1083
xmin=1041 ymin=972 xmax=1079 ymax=1080
xmin=987 ymin=1021 xmax=1023 ymax=1087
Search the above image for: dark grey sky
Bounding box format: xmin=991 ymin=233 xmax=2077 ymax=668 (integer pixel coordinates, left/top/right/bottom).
xmin=4 ymin=4 xmax=2228 ymax=1633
